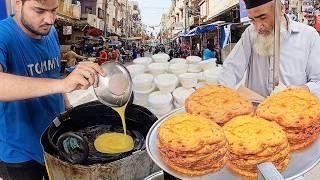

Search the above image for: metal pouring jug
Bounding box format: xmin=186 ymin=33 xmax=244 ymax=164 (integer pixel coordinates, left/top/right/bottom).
xmin=94 ymin=62 xmax=133 ymax=107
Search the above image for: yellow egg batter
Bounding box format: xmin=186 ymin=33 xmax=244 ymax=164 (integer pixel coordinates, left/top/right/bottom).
xmin=94 ymin=132 xmax=134 ymax=153
xmin=94 ymin=102 xmax=134 ymax=154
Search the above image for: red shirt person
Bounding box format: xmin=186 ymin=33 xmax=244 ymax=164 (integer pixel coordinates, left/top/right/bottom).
xmin=98 ymin=49 xmax=108 ymax=65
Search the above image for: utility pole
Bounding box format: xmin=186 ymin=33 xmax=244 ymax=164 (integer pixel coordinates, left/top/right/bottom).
xmin=273 ymin=0 xmax=281 ymax=88
xmin=104 ymin=0 xmax=108 ymax=37
xmin=125 ymin=0 xmax=129 ymax=47
xmin=141 ymin=23 xmax=143 ymax=45
xmin=184 ymin=0 xmax=188 ymax=34
xmin=159 ymin=24 xmax=162 ymax=44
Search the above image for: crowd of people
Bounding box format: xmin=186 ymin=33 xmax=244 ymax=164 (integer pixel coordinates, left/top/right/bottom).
xmin=63 ymin=45 xmax=143 ymax=72
xmin=63 ymin=42 xmax=224 ymax=73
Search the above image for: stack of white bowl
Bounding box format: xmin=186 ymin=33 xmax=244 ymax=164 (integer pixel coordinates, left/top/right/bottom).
xmin=127 ymin=64 xmax=145 ymax=78
xmin=199 ymin=58 xmax=217 ymax=71
xmin=148 ymin=63 xmax=168 ymax=76
xmin=146 ymin=74 xmax=178 ymax=116
xmin=127 ymin=55 xmax=224 ymax=117
xmin=132 ymin=73 xmax=155 ymax=107
xmin=186 ymin=56 xmax=202 ymax=73
xmin=179 ymin=73 xmax=198 ymax=89
xmin=197 ymin=72 xmax=206 ymax=82
xmin=169 ymin=72 xmax=198 ymax=108
xmin=169 ymin=63 xmax=188 ymax=76
xmin=170 ymin=58 xmax=186 ymax=64
xmin=204 ymin=65 xmax=224 ymax=83
xmin=133 ymin=57 xmax=153 ymax=69
xmin=152 ymin=53 xmax=170 ymax=63
xmin=148 ymin=91 xmax=173 ymax=117
xmin=173 ymin=87 xmax=195 ymax=108
xmin=188 ymin=63 xmax=202 ymax=73
xmin=154 ymin=74 xmax=178 ymax=93
xmin=186 ymin=56 xmax=202 ymax=64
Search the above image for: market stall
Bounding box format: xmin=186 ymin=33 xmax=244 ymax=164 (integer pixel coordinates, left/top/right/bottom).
xmin=37 ymin=0 xmax=320 ymax=179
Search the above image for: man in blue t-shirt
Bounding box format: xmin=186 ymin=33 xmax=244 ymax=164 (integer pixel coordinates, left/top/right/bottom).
xmin=0 ymin=0 xmax=104 ymax=179
xmin=202 ymin=43 xmax=216 ymax=61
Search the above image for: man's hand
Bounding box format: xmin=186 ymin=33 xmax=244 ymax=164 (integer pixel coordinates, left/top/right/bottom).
xmin=59 ymin=63 xmax=104 ymax=93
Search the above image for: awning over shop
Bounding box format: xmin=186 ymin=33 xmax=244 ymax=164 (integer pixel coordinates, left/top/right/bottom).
xmin=86 ymin=27 xmax=104 ymax=36
xmin=179 ymin=23 xmax=217 ymax=37
xmin=178 ymin=31 xmax=190 ymax=37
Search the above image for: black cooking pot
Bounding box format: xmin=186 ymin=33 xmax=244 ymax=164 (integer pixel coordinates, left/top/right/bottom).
xmin=41 ymin=101 xmax=157 ymax=165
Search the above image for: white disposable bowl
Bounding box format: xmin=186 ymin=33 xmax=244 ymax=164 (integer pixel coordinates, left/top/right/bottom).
xmin=148 ymin=91 xmax=173 ymax=109
xmin=150 ymin=103 xmax=173 ymax=117
xmin=169 ymin=63 xmax=188 ymax=75
xmin=148 ymin=63 xmax=168 ymax=76
xmin=174 ymin=100 xmax=183 ymax=109
xmin=152 ymin=53 xmax=170 ymax=63
xmin=133 ymin=73 xmax=154 ymax=92
xmin=179 ymin=73 xmax=198 ymax=89
xmin=188 ymin=63 xmax=202 ymax=73
xmin=199 ymin=59 xmax=217 ymax=71
xmin=197 ymin=72 xmax=206 ymax=81
xmin=133 ymin=57 xmax=153 ymax=68
xmin=133 ymin=83 xmax=156 ymax=107
xmin=204 ymin=68 xmax=223 ymax=83
xmin=170 ymin=58 xmax=186 ymax=64
xmin=173 ymin=87 xmax=195 ymax=105
xmin=127 ymin=64 xmax=145 ymax=78
xmin=154 ymin=74 xmax=178 ymax=93
xmin=133 ymin=98 xmax=148 ymax=107
xmin=186 ymin=56 xmax=202 ymax=64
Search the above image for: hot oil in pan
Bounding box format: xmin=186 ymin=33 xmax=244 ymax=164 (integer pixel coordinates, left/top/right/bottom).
xmin=95 ymin=82 xmax=134 ymax=154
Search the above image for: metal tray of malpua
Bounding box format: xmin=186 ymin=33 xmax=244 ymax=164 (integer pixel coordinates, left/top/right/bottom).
xmin=146 ymin=107 xmax=320 ymax=180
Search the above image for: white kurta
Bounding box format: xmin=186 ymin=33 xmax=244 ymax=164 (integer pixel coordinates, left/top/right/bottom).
xmin=218 ymin=18 xmax=320 ymax=97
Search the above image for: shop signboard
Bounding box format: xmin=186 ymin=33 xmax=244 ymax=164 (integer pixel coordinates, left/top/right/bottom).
xmin=98 ymin=8 xmax=104 ymax=19
xmin=87 ymin=14 xmax=98 ymax=28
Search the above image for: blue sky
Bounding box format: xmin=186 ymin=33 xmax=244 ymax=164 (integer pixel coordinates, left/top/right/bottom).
xmin=137 ymin=0 xmax=171 ymax=35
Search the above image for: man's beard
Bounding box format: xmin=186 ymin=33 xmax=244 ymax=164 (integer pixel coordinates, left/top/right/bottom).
xmin=252 ymin=25 xmax=287 ymax=57
xmin=21 ymin=9 xmax=52 ymax=36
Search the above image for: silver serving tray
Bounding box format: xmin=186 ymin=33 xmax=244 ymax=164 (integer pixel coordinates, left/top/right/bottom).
xmin=146 ymin=108 xmax=320 ymax=180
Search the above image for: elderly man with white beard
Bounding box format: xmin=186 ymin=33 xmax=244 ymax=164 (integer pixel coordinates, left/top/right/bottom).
xmin=218 ymin=0 xmax=320 ymax=98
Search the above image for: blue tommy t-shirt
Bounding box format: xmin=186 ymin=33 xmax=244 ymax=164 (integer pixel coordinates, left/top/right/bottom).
xmin=0 ymin=16 xmax=64 ymax=164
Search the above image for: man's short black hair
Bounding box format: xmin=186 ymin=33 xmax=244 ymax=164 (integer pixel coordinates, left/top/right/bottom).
xmin=70 ymin=45 xmax=76 ymax=51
